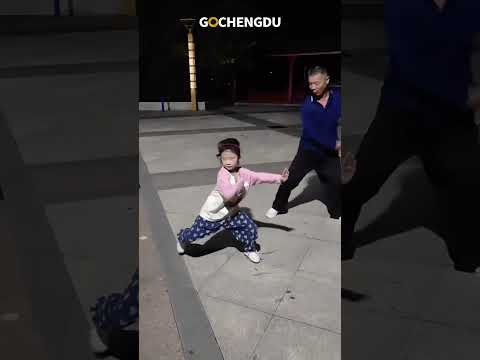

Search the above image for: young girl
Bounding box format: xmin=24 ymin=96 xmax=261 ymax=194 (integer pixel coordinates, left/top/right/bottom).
xmin=177 ymin=138 xmax=289 ymax=263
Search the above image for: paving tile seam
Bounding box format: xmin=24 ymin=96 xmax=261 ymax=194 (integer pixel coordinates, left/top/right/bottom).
xmin=201 ymin=290 xmax=342 ymax=337
xmin=139 ymin=126 xmax=264 ymax=138
xmin=196 ymin=252 xmax=238 ymax=294
xmin=139 ymin=125 xmax=302 ymax=138
xmin=304 ymin=233 xmax=340 ymax=243
xmin=247 ymin=312 xmax=276 ymax=360
xmin=351 ymin=255 xmax=453 ymax=271
xmin=161 ymin=211 xmax=334 ymax=245
xmin=343 ymin=304 xmax=480 ymax=334
xmin=246 ymin=312 xmax=340 ymax=359
xmin=140 ymin=157 xmax=225 ymax=360
xmin=295 ymin=269 xmax=341 ymax=285
xmin=353 ymin=256 xmax=452 ymax=271
xmin=61 ymin=251 xmax=138 ymax=267
xmin=0 ymin=60 xmax=138 ymax=79
xmin=41 ymin=191 xmax=138 ymax=205
xmin=223 ymin=112 xmax=302 ymax=140
xmin=140 ymin=109 xmax=299 ymax=120
xmin=272 ymin=314 xmax=341 ymax=336
xmin=0 ymin=114 xmax=94 ymax=359
xmin=150 ymin=161 xmax=292 ymax=190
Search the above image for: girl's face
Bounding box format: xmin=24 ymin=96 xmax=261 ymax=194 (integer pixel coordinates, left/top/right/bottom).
xmin=220 ymin=150 xmax=239 ymax=171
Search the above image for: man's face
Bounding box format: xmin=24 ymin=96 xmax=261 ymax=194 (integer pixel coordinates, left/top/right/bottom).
xmin=308 ymin=73 xmax=329 ymax=97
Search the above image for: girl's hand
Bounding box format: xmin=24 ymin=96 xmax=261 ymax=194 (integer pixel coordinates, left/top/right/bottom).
xmin=341 ymin=152 xmax=357 ymax=184
xmin=335 ymin=140 xmax=341 ymax=157
xmin=280 ymin=168 xmax=289 ymax=183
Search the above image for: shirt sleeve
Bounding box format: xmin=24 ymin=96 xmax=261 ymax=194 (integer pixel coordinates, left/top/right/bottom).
xmin=241 ymin=168 xmax=282 ymax=186
xmin=217 ymin=169 xmax=245 ymax=200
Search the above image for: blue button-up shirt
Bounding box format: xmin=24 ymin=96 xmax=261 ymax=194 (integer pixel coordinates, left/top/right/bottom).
xmin=383 ymin=0 xmax=480 ymax=110
xmin=300 ymin=88 xmax=341 ymax=154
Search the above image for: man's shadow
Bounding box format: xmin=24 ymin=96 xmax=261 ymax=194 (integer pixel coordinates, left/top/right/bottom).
xmin=341 ymin=165 xmax=451 ymax=302
xmin=351 ymin=164 xmax=455 ymax=256
xmin=286 ymin=174 xmax=339 ymax=217
xmin=183 ymin=208 xmax=294 ymax=257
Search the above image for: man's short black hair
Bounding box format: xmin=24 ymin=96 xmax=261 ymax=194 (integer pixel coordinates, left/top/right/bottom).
xmin=307 ymin=66 xmax=329 ymax=77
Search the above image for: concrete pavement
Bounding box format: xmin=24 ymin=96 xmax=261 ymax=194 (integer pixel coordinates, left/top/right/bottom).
xmin=140 ymin=107 xmax=341 ymax=360
xmin=0 ymin=29 xmax=138 ymax=359
xmin=341 ymin=17 xmax=480 ymax=360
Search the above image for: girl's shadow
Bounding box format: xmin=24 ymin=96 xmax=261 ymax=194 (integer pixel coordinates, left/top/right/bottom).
xmin=183 ymin=208 xmax=294 ymax=257
xmin=94 ymin=329 xmax=138 ymax=360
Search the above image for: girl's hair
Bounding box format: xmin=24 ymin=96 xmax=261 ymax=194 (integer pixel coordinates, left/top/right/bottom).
xmin=216 ymin=138 xmax=241 ymax=158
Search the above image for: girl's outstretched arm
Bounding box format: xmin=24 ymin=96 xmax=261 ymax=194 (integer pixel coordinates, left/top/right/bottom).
xmin=241 ymin=168 xmax=283 ymax=186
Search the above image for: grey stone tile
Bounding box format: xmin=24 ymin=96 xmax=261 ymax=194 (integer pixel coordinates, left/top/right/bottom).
xmin=417 ymin=269 xmax=480 ymax=331
xmin=342 ymin=307 xmax=414 ymax=360
xmin=200 ymin=252 xmax=295 ymax=314
xmin=139 ymin=115 xmax=255 ymax=133
xmin=63 ymin=255 xmax=137 ymax=322
xmin=140 ymin=130 xmax=299 ymax=173
xmin=247 ymin=112 xmax=301 ymax=126
xmin=45 ymin=196 xmax=137 ymax=261
xmin=404 ymin=322 xmax=480 ymax=360
xmin=253 ymin=317 xmax=340 ymax=360
xmin=200 ymin=295 xmax=271 ymax=360
xmin=355 ymin=228 xmax=452 ymax=268
xmin=276 ymin=272 xmax=340 ymax=333
xmin=342 ymin=259 xmax=442 ymax=318
xmin=298 ymin=240 xmax=340 ymax=283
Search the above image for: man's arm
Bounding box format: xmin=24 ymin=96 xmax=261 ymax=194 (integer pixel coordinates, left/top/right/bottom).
xmin=335 ymin=120 xmax=341 ymax=156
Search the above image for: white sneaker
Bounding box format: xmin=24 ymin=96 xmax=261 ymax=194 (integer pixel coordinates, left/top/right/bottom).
xmin=177 ymin=241 xmax=185 ymax=255
xmin=244 ymin=251 xmax=261 ymax=263
xmin=265 ymin=208 xmax=278 ymax=219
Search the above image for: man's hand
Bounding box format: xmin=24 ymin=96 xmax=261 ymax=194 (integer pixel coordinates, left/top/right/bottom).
xmin=468 ymin=94 xmax=480 ymax=112
xmin=341 ymin=152 xmax=357 ymax=184
xmin=280 ymin=168 xmax=289 ymax=183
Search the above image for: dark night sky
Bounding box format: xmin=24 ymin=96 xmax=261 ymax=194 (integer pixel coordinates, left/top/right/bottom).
xmin=139 ymin=0 xmax=341 ymax=53
xmin=138 ymin=0 xmax=341 ymax=101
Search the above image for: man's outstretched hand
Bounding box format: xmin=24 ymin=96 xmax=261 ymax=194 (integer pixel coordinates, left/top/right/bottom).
xmin=335 ymin=140 xmax=341 ymax=157
xmin=468 ymin=94 xmax=480 ymax=112
xmin=341 ymin=152 xmax=357 ymax=184
xmin=280 ymin=168 xmax=289 ymax=183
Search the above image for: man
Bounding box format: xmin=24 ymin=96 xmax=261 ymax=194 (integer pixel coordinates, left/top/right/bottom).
xmin=266 ymin=66 xmax=341 ymax=219
xmin=342 ymin=0 xmax=480 ymax=272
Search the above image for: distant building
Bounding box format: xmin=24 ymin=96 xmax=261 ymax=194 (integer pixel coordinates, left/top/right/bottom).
xmin=236 ymin=51 xmax=341 ymax=104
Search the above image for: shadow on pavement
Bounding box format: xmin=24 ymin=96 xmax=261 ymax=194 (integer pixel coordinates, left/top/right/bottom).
xmin=353 ymin=166 xmax=470 ymax=265
xmin=287 ymin=174 xmax=339 ymax=218
xmin=185 ymin=230 xmax=245 ymax=257
xmin=341 ymin=288 xmax=369 ymax=302
xmin=94 ymin=329 xmax=139 ymax=360
xmin=184 ymin=208 xmax=294 ymax=257
xmin=242 ymin=208 xmax=294 ymax=232
xmin=287 ymin=175 xmax=322 ymax=210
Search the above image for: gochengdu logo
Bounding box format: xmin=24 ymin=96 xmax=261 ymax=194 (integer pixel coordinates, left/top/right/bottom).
xmin=199 ymin=17 xmax=282 ymax=28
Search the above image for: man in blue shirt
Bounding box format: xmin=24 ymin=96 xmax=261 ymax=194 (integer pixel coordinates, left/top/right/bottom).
xmin=342 ymin=0 xmax=480 ymax=273
xmin=266 ymin=66 xmax=341 ymax=219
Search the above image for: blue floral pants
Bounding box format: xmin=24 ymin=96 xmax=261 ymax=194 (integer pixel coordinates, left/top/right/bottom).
xmin=91 ymin=269 xmax=139 ymax=330
xmin=178 ymin=211 xmax=258 ymax=252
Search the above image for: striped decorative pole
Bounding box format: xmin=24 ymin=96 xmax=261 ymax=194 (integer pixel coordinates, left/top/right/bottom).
xmin=181 ymin=19 xmax=198 ymax=111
